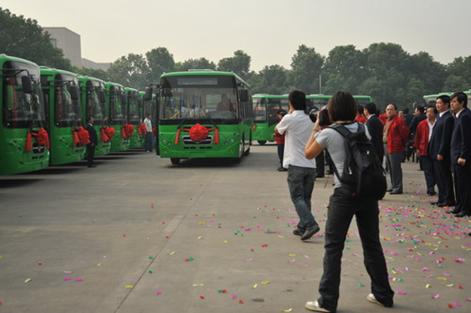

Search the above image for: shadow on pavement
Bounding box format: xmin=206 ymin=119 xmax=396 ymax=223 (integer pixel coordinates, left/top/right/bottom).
xmin=0 ymin=178 xmax=44 ymax=188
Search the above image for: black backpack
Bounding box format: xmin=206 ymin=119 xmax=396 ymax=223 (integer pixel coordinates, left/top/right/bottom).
xmin=328 ymin=123 xmax=387 ymax=200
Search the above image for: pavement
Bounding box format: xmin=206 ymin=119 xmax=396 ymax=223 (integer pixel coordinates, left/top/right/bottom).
xmin=0 ymin=145 xmax=470 ymax=313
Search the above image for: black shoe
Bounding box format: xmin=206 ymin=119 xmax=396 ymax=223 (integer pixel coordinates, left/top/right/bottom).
xmin=88 ymin=164 xmax=96 ymax=168
xmin=387 ymin=189 xmax=393 ymax=192
xmin=430 ymin=201 xmax=439 ymax=206
xmin=293 ymin=228 xmax=304 ymax=236
xmin=316 ymin=175 xmax=325 ymax=178
xmin=427 ymin=191 xmax=437 ymax=196
xmin=277 ymin=167 xmax=287 ymax=172
xmin=447 ymin=208 xmax=461 ymax=214
xmin=454 ymin=211 xmax=471 ymax=218
xmin=301 ymin=225 xmax=320 ymax=241
xmin=389 ymin=190 xmax=403 ymax=195
xmin=438 ymin=202 xmax=455 ymax=207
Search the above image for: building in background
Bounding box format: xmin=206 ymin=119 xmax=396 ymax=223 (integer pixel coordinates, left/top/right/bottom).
xmin=44 ymin=27 xmax=111 ymax=70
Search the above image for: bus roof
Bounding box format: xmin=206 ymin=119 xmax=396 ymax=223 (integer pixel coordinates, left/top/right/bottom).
xmin=78 ymin=75 xmax=106 ymax=85
xmin=161 ymin=70 xmax=249 ymax=87
xmin=124 ymin=87 xmax=139 ymax=93
xmin=307 ymin=94 xmax=331 ymax=100
xmin=0 ymin=54 xmax=39 ymax=68
xmin=353 ymin=95 xmax=372 ymax=99
xmin=39 ymin=66 xmax=79 ymax=78
xmin=105 ymin=81 xmax=124 ymax=88
xmin=252 ymin=94 xmax=288 ymax=99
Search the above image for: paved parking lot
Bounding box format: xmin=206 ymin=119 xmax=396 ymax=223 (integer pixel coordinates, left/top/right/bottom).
xmin=0 ymin=146 xmax=470 ymax=313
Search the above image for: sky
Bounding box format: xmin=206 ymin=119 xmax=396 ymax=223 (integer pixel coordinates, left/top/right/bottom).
xmin=1 ymin=0 xmax=470 ymax=71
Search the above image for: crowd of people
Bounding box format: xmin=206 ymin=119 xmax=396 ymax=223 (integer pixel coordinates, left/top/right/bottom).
xmin=274 ymin=90 xmax=469 ymax=313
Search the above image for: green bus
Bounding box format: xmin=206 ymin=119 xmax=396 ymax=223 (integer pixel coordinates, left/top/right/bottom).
xmin=125 ymin=87 xmax=143 ymax=149
xmin=158 ymin=70 xmax=252 ymax=164
xmin=106 ymin=82 xmax=130 ymax=152
xmin=252 ymin=94 xmax=289 ymax=145
xmin=306 ymin=94 xmax=331 ymax=113
xmin=40 ymin=67 xmax=85 ymax=165
xmin=0 ymin=54 xmax=50 ymax=174
xmin=79 ymin=75 xmax=111 ymax=156
xmin=353 ymin=95 xmax=373 ymax=107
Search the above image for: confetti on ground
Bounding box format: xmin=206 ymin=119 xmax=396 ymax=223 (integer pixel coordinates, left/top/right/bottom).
xmin=125 ymin=284 xmax=134 ymax=289
xmin=185 ymin=256 xmax=195 ymax=262
xmin=155 ymin=289 xmax=163 ymax=296
xmin=168 ymin=251 xmax=176 ymax=256
xmin=192 ymin=283 xmax=204 ymax=287
xmin=199 ymin=295 xmax=205 ymax=300
xmin=24 ymin=278 xmax=32 ymax=284
xmin=252 ymin=283 xmax=258 ymax=289
xmin=282 ymin=309 xmax=293 ymax=313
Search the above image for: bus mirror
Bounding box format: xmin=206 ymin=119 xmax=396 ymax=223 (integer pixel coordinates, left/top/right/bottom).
xmin=144 ymin=88 xmax=152 ymax=100
xmin=22 ymin=76 xmax=33 ymax=94
xmin=239 ymin=89 xmax=249 ymax=102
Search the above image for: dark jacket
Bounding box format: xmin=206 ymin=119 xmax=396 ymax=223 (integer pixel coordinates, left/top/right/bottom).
xmin=409 ymin=114 xmax=426 ymax=136
xmin=366 ymin=114 xmax=384 ymax=160
xmin=86 ymin=123 xmax=98 ymax=145
xmin=428 ymin=110 xmax=454 ymax=160
xmin=450 ymin=108 xmax=471 ymax=164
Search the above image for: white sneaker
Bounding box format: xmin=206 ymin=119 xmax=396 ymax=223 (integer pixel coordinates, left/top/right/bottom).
xmin=366 ymin=293 xmax=382 ymax=306
xmin=305 ymin=300 xmax=331 ymax=312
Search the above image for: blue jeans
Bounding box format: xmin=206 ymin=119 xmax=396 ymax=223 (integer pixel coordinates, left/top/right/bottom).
xmin=287 ymin=165 xmax=318 ymax=231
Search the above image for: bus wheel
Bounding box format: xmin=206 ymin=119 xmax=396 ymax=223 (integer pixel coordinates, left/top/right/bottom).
xmin=257 ymin=140 xmax=267 ymax=145
xmin=170 ymin=158 xmax=181 ymax=165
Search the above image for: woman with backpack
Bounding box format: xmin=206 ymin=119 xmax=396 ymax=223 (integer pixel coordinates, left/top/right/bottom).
xmin=303 ymin=92 xmax=394 ymax=313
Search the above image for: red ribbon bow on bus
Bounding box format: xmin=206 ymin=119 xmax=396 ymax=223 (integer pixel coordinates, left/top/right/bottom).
xmin=138 ymin=123 xmax=147 ymax=137
xmin=100 ymin=127 xmax=115 ymax=143
xmin=25 ymin=128 xmax=50 ymax=152
xmin=174 ymin=123 xmax=219 ymax=144
xmin=121 ymin=123 xmax=134 ymax=139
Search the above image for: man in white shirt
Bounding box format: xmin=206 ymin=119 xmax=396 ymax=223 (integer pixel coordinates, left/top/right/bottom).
xmin=275 ymin=90 xmax=319 ymax=241
xmin=143 ymin=114 xmax=153 ymax=152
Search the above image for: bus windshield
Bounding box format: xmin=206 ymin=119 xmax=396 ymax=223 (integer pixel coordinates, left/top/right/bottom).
xmin=160 ymin=76 xmax=238 ymax=121
xmin=110 ymin=88 xmax=126 ymax=123
xmin=87 ymin=81 xmax=105 ymax=124
xmin=2 ymin=61 xmax=45 ymax=128
xmin=127 ymin=92 xmax=140 ymax=123
xmin=253 ymin=98 xmax=266 ymax=121
xmin=266 ymin=99 xmax=289 ymax=122
xmin=55 ymin=74 xmax=80 ymax=126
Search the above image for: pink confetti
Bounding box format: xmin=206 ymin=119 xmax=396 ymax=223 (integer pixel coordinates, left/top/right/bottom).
xmin=155 ymin=289 xmax=163 ymax=296
xmin=230 ymin=294 xmax=238 ymax=300
xmin=454 ymin=257 xmax=465 ymax=264
xmin=74 ymin=277 xmax=84 ymax=282
xmin=432 ymin=293 xmax=440 ymax=300
xmin=63 ymin=276 xmax=73 ymax=282
xmin=447 ymin=301 xmax=462 ymax=309
xmin=397 ymin=289 xmax=408 ymax=296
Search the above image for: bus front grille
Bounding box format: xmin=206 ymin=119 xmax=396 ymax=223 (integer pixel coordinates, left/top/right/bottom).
xmin=182 ymin=135 xmax=213 ymax=145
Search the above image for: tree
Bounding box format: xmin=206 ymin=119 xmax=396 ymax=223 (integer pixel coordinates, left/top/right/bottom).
xmin=290 ymin=45 xmax=324 ymax=93
xmin=444 ymin=56 xmax=471 ymax=91
xmin=107 ymin=53 xmax=149 ymax=89
xmin=73 ymin=66 xmax=110 ymax=82
xmin=0 ymin=7 xmax=72 ymax=69
xmin=176 ymin=57 xmax=216 ymax=71
xmin=255 ymin=65 xmax=289 ymax=94
xmin=217 ymin=50 xmax=251 ymax=79
xmin=146 ymin=47 xmax=175 ymax=83
xmin=322 ymin=45 xmax=367 ymax=95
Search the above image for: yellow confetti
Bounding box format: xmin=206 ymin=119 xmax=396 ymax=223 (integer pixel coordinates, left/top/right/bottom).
xmin=252 ymin=283 xmax=258 ymax=289
xmin=391 ymin=269 xmax=398 ymax=274
xmin=261 ymin=280 xmax=271 ymax=285
xmin=0 ymin=256 xmax=3 ymax=260
xmin=192 ymin=283 xmax=205 ymax=287
xmin=223 ymin=240 xmax=229 ymax=244
xmin=197 ymin=236 xmax=203 ymax=240
xmin=198 ymin=220 xmax=206 ymax=225
xmin=125 ymin=284 xmax=134 ymax=289
xmin=446 ymin=283 xmax=454 ymax=287
xmin=24 ymin=278 xmax=32 ymax=284
xmin=283 ymin=309 xmax=293 ymax=313
xmin=288 ymin=253 xmax=296 ymax=257
xmin=436 ymin=276 xmax=447 ymax=281
xmin=425 ymin=284 xmax=431 ymax=288
xmin=169 ymin=251 xmax=176 ymax=256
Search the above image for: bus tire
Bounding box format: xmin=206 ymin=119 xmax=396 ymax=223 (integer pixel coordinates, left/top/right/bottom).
xmin=170 ymin=158 xmax=180 ymax=165
xmin=257 ymin=140 xmax=267 ymax=145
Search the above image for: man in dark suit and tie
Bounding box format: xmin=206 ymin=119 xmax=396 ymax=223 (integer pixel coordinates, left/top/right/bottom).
xmin=428 ymin=95 xmax=455 ymax=207
xmin=86 ymin=117 xmax=98 ymax=168
xmin=449 ymin=92 xmax=471 ymax=217
xmin=364 ymin=102 xmax=384 ymax=163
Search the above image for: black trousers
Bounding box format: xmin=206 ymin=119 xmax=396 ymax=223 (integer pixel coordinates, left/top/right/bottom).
xmin=419 ymin=156 xmax=435 ymax=194
xmin=433 ymin=159 xmax=455 ymax=204
xmin=318 ymin=187 xmax=394 ymax=312
xmin=86 ymin=144 xmax=95 ymax=166
xmin=277 ymin=144 xmax=284 ymax=166
xmin=453 ymin=163 xmax=471 ymax=214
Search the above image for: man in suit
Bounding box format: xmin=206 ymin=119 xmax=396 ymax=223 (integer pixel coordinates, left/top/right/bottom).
xmin=364 ymin=102 xmax=384 ymax=163
xmin=428 ymin=95 xmax=455 ymax=207
xmin=449 ymin=92 xmax=471 ymax=217
xmin=86 ymin=117 xmax=98 ymax=168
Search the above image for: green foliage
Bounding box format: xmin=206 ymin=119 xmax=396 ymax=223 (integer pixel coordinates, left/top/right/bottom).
xmin=290 ymin=45 xmax=324 ymax=93
xmin=146 ymin=47 xmax=175 ymax=83
xmin=176 ymin=58 xmax=216 ymax=71
xmin=251 ymin=65 xmax=289 ymax=94
xmin=0 ymin=7 xmax=72 ymax=70
xmin=444 ymin=56 xmax=471 ymax=91
xmin=217 ymin=50 xmax=251 ymax=79
xmin=73 ymin=66 xmax=110 ymax=82
xmin=107 ymin=53 xmax=149 ymax=89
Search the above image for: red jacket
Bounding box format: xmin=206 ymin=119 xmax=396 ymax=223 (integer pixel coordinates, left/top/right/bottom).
xmin=355 ymin=114 xmax=367 ymax=124
xmin=274 ymin=129 xmax=285 ymax=144
xmin=379 ymin=113 xmax=387 ymax=124
xmin=386 ymin=116 xmax=409 ymax=154
xmin=414 ymin=119 xmax=432 ymax=157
